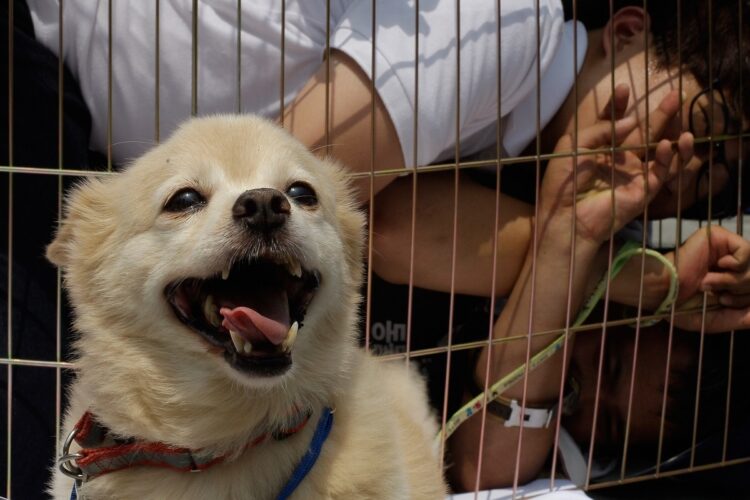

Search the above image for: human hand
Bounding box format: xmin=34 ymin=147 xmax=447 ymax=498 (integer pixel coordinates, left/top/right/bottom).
xmin=596 ymin=85 xmax=702 ymax=219
xmin=539 ymin=89 xmax=689 ymax=246
xmin=673 ymin=226 xmax=750 ymax=332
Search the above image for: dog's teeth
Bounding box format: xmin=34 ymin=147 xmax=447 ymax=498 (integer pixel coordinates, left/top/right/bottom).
xmin=229 ymin=330 xmax=244 ymax=353
xmin=282 ymin=321 xmax=299 ymax=352
xmin=222 ymin=265 xmax=230 ymax=280
xmin=203 ymin=295 xmax=220 ymax=326
xmin=288 ymin=260 xmax=302 ymax=278
xmin=243 ymin=341 xmax=253 ymax=354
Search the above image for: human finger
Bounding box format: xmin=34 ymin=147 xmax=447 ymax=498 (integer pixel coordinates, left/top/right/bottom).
xmin=716 ymin=240 xmax=750 ymax=271
xmin=702 ymin=270 xmax=750 ymax=292
xmin=678 ymin=131 xmax=694 ymax=163
xmin=717 ymin=233 xmax=750 ymax=270
xmin=665 ymin=132 xmax=697 ymax=193
xmin=718 ymin=293 xmax=750 ymax=308
xmin=717 ymin=257 xmax=743 ymax=273
xmin=703 ymin=228 xmax=750 ymax=274
xmin=598 ymin=84 xmax=630 ymax=121
xmin=577 ymin=114 xmax=639 ymax=150
xmin=645 ymin=138 xmax=675 ymax=196
xmin=622 ymin=89 xmax=682 ymax=149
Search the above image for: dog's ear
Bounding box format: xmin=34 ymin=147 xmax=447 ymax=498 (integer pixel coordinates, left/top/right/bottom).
xmin=46 ymin=178 xmax=112 ymax=268
xmin=46 ymin=222 xmax=73 ymax=267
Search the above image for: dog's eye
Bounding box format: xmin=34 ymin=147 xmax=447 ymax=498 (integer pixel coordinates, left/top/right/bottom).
xmin=286 ymin=182 xmax=318 ymax=207
xmin=164 ymin=188 xmax=207 ymax=212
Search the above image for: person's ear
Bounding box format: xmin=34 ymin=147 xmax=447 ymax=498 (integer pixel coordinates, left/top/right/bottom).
xmin=602 ymin=7 xmax=648 ymax=56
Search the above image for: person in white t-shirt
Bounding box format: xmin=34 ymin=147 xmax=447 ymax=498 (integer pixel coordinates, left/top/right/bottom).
xmin=26 ymin=0 xmax=572 ymax=177
xmin=25 ymin=0 xmax=588 ymax=310
xmin=27 ymin=0 xmax=745 ymax=302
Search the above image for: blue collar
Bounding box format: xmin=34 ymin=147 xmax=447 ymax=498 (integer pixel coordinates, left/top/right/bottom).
xmin=276 ymin=406 xmax=334 ymax=500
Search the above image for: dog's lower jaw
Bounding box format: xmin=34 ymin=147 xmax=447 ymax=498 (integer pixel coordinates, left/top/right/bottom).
xmin=216 ymin=351 xmax=294 ymax=389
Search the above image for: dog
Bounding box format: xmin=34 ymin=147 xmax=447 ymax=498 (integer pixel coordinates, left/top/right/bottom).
xmin=47 ymin=116 xmax=446 ymax=499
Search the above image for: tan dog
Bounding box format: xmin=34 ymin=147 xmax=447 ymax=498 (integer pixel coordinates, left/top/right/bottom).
xmin=48 ymin=116 xmax=446 ymax=499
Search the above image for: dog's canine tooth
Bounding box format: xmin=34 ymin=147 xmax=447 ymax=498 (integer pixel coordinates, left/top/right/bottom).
xmin=282 ymin=321 xmax=299 ymax=352
xmin=288 ymin=259 xmax=302 ymax=279
xmin=243 ymin=341 xmax=253 ymax=354
xmin=222 ymin=264 xmax=231 ymax=281
xmin=229 ymin=330 xmax=244 ymax=353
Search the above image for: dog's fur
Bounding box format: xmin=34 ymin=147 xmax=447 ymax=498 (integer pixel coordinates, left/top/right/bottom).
xmin=48 ymin=116 xmax=446 ymax=499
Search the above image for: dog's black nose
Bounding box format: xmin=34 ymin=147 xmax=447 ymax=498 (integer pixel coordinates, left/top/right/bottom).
xmin=232 ymin=188 xmax=291 ymax=232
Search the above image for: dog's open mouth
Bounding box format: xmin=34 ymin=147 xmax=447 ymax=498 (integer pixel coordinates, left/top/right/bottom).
xmin=165 ymin=257 xmax=320 ymax=377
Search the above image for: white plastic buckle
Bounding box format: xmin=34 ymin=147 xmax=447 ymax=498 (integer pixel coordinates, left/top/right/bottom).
xmin=503 ymin=399 xmax=554 ymax=428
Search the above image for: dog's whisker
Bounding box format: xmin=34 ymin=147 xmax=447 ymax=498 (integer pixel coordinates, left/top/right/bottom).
xmin=309 ymin=143 xmax=343 ymax=155
xmin=110 ymin=140 xmax=158 ymax=148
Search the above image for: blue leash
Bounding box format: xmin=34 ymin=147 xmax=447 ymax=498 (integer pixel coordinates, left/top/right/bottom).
xmin=70 ymin=407 xmax=334 ymax=500
xmin=276 ymin=407 xmax=334 ymax=500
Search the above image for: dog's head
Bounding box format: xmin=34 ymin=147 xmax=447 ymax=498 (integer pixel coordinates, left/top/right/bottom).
xmin=48 ymin=116 xmax=365 ymax=449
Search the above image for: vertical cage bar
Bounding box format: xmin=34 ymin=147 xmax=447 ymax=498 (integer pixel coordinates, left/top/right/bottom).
xmin=585 ymin=0 xmax=621 ymax=486
xmin=5 ymin=0 xmax=12 ymax=495
xmin=736 ymin=0 xmax=745 ymax=235
xmin=155 ymin=0 xmax=161 ymax=143
xmin=511 ymin=0 xmax=544 ymax=493
xmin=473 ymin=0 xmax=504 ymax=489
xmin=722 ymin=331 xmax=735 ymax=462
xmin=54 ymin=0 xmax=65 ymax=459
xmin=619 ymin=0 xmax=652 ymax=479
xmin=438 ymin=0 xmax=462 ymax=466
xmin=107 ymin=0 xmax=113 ymax=171
xmin=404 ymin=0 xmax=420 ymax=367
xmin=550 ymin=0 xmax=581 ymax=486
xmin=690 ymin=0 xmax=715 ymax=469
xmin=236 ymin=0 xmax=242 ymax=113
xmin=191 ymin=0 xmax=198 ymax=117
xmin=363 ymin=0 xmax=376 ymax=353
xmin=279 ymin=0 xmax=286 ymax=124
xmin=656 ymin=0 xmax=684 ymax=474
xmin=724 ymin=0 xmax=746 ymax=463
xmin=690 ymin=296 xmax=709 ymax=468
xmin=324 ymin=0 xmax=331 ymax=157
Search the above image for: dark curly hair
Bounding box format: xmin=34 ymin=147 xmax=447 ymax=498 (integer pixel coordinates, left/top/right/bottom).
xmin=648 ymin=0 xmax=749 ymax=125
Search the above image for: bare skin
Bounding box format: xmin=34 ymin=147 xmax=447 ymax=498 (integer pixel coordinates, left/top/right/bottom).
xmin=278 ymin=9 xmax=750 ymax=491
xmin=372 ymin=170 xmax=533 ymax=298
xmin=450 ymin=93 xmax=684 ymax=490
xmin=448 ymin=89 xmax=750 ymax=490
xmin=282 ymin=50 xmax=403 ymax=205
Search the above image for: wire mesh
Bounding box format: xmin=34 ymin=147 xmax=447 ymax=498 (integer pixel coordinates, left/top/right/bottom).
xmin=1 ymin=0 xmax=749 ymax=498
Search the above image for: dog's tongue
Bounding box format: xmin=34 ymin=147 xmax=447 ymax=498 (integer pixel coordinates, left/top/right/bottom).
xmin=219 ymin=292 xmax=290 ymax=346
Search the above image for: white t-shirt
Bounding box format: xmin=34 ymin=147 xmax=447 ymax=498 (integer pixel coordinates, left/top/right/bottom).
xmin=27 ymin=0 xmax=584 ymax=168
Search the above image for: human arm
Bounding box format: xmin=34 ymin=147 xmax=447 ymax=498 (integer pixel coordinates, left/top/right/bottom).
xmin=284 ymin=0 xmax=567 ymax=205
xmin=282 ymin=50 xmax=404 ymax=205
xmin=607 ymin=226 xmax=750 ymax=332
xmin=671 ymin=226 xmax=750 ymax=332
xmin=448 ymin=98 xmax=683 ymax=489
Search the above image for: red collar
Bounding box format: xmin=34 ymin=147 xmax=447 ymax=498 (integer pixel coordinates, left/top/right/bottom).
xmin=60 ymin=409 xmax=311 ymax=481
